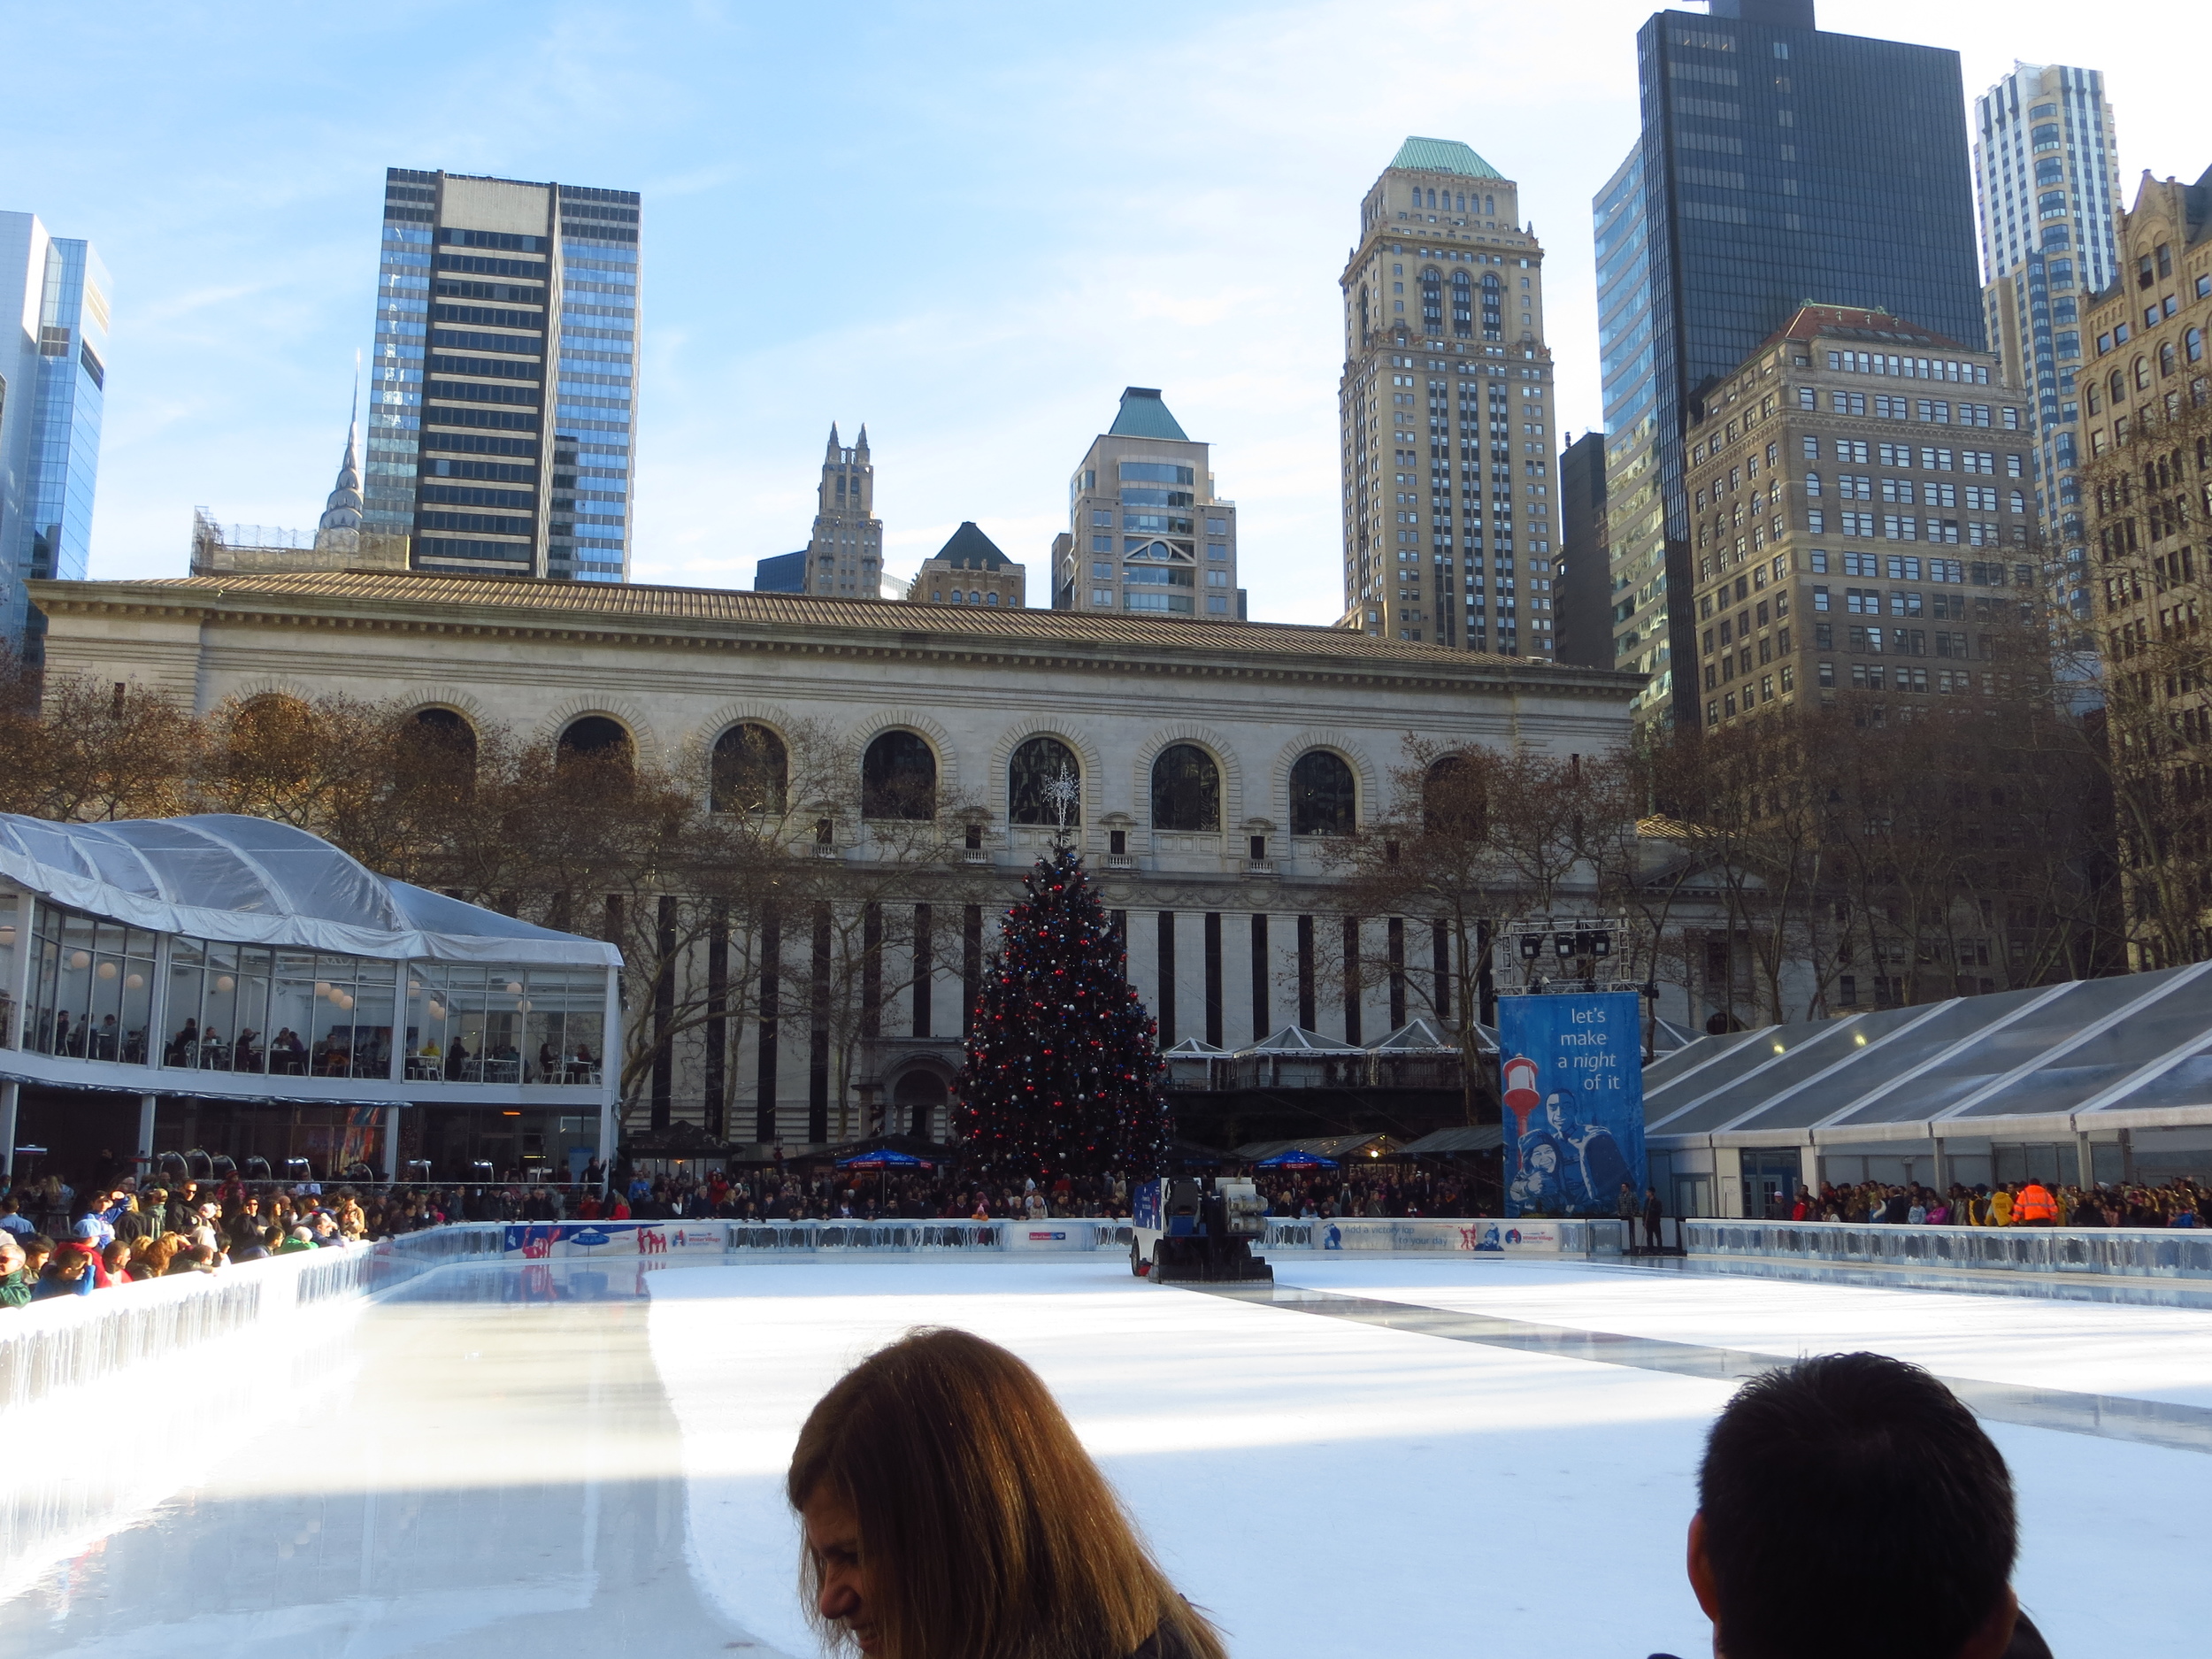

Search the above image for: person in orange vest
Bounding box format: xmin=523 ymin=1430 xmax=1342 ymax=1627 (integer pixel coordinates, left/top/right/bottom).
xmin=2015 ymin=1180 xmax=2058 ymax=1227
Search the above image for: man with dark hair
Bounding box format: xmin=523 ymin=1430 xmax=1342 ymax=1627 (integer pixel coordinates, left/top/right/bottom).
xmin=1667 ymin=1353 xmax=2029 ymax=1659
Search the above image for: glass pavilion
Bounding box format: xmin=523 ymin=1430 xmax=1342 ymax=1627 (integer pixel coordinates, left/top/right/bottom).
xmin=1643 ymin=962 xmax=2212 ymax=1218
xmin=0 ymin=814 xmax=620 ymax=1182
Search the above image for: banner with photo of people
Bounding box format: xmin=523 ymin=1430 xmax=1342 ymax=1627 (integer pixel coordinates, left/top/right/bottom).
xmin=1496 ymin=990 xmax=1647 ymax=1218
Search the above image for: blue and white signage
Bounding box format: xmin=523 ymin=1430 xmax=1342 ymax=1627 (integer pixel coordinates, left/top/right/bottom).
xmin=1496 ymin=991 xmax=1646 ymax=1218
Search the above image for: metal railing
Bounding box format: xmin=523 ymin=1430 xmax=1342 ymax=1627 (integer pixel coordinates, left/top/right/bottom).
xmin=1686 ymin=1218 xmax=2212 ymax=1281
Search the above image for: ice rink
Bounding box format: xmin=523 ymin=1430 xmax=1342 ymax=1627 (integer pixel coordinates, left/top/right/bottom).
xmin=4 ymin=1252 xmax=2208 ymax=1656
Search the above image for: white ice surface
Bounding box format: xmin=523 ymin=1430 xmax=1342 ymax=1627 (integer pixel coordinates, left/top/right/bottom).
xmin=648 ymin=1258 xmax=2212 ymax=1659
xmin=1283 ymin=1256 xmax=2212 ymax=1409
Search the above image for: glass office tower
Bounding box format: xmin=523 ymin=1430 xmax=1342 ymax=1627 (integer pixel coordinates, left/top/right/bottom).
xmin=1594 ymin=0 xmax=1984 ymax=725
xmin=365 ymin=170 xmax=639 ymax=583
xmin=1974 ymin=64 xmax=2120 ymax=626
xmin=0 ymin=213 xmax=109 ymax=658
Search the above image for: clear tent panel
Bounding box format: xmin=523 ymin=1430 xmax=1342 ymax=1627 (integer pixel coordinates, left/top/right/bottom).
xmin=1946 ymin=964 xmax=2212 ymax=1120
xmin=1641 ymin=1025 xmax=1769 ymax=1095
xmin=1643 ymin=1027 xmax=1788 ymax=1115
xmin=2088 ymin=1035 xmax=2212 ymax=1117
xmin=1737 ymin=995 xmax=2024 ymax=1130
xmin=1655 ymin=1003 xmax=1941 ymax=1135
xmin=1831 ymin=972 xmax=2172 ymax=1126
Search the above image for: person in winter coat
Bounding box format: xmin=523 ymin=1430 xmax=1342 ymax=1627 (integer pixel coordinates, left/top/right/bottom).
xmin=1985 ymin=1187 xmax=2016 ymax=1227
xmin=2014 ymin=1181 xmax=2058 ymax=1227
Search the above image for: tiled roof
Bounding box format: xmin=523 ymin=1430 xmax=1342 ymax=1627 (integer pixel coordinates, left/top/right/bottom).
xmin=1389 ymin=137 xmax=1505 ymax=180
xmin=57 ymin=571 xmax=1633 ymax=682
xmin=1107 ymin=387 xmax=1189 ymax=442
xmin=927 ymin=521 xmax=1012 ymax=571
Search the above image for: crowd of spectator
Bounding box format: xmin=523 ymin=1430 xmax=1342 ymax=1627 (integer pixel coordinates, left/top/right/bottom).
xmin=0 ymin=1169 xmax=371 ymax=1304
xmin=1778 ymin=1177 xmax=2206 ymax=1228
xmin=7 ymin=1157 xmax=2205 ymax=1308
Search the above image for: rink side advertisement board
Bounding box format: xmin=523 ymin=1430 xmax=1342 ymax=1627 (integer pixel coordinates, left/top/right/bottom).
xmin=1496 ymin=990 xmax=1647 ymax=1218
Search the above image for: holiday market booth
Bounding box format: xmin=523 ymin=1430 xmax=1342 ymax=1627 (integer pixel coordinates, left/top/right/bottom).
xmin=0 ymin=814 xmax=620 ymax=1181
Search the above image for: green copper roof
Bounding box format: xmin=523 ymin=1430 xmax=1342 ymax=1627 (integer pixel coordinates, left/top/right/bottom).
xmin=1108 ymin=387 xmax=1189 ymax=442
xmin=1389 ymin=137 xmax=1504 ymax=180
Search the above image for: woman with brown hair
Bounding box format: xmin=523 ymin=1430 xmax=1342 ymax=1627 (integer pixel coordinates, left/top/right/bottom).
xmin=787 ymin=1328 xmax=1225 ymax=1659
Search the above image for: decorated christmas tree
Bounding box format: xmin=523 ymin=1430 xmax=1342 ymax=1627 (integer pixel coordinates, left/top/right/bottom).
xmin=955 ymin=841 xmax=1171 ymax=1185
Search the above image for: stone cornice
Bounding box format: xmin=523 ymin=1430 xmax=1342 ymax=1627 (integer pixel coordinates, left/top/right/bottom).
xmin=31 ymin=578 xmax=1646 ymax=703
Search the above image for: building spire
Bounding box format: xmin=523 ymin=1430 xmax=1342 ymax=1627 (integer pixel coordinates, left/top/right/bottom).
xmin=311 ymin=364 xmax=365 ymax=550
xmin=826 ymin=421 xmax=842 ymax=461
xmin=855 ymin=422 xmax=870 ymax=458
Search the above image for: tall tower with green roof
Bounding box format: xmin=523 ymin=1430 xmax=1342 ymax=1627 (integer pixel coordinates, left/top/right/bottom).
xmin=1335 ymin=139 xmax=1560 ymax=657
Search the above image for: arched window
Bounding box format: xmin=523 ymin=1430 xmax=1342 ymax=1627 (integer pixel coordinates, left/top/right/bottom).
xmin=1484 ymin=194 xmax=1494 ymax=216
xmin=985 ymin=592 xmax=999 ymax=605
xmin=711 ymin=723 xmax=787 ymax=814
xmin=1450 ymin=270 xmax=1472 ymax=336
xmin=1420 ymin=268 xmax=1443 ymax=331
xmin=1422 ymin=754 xmax=1486 ymax=836
xmin=559 ymin=716 xmax=632 ymax=767
xmin=1150 ymin=744 xmax=1221 ymax=832
xmin=1288 ymin=749 xmax=1356 ymax=836
xmin=403 ymin=706 xmax=477 ymax=786
xmin=949 ymin=591 xmax=964 ymax=604
xmin=1480 ymin=273 xmax=1502 ymax=339
xmin=2086 ymin=383 xmax=2101 ymax=415
xmin=1455 ymin=192 xmax=1466 ymax=212
xmin=2161 ymin=342 xmax=2177 ymax=378
xmin=2189 ymin=327 xmax=2205 ymax=365
xmin=2134 ymin=356 xmax=2151 ymax=393
xmin=863 ymin=731 xmax=937 ymax=819
xmin=2110 ymin=371 xmax=2126 ymax=404
xmin=1009 ymin=735 xmax=1080 ymax=826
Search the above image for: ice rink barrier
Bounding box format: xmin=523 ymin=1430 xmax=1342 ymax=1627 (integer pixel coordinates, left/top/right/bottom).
xmin=0 ymin=1245 xmax=380 ymax=1413
xmin=488 ymin=1217 xmax=1137 ymax=1257
xmin=1686 ymin=1218 xmax=2212 ymax=1283
xmin=1262 ymin=1217 xmax=1625 ymax=1255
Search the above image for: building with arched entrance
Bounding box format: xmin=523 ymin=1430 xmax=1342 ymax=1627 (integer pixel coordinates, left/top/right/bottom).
xmin=31 ymin=567 xmax=1645 ymax=1153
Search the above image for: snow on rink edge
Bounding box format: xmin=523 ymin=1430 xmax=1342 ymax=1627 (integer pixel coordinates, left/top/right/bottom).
xmin=646 ymin=1257 xmax=2206 ymax=1658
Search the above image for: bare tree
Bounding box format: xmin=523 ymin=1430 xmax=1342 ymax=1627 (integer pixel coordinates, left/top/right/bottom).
xmin=1316 ymin=739 xmax=1634 ymax=1122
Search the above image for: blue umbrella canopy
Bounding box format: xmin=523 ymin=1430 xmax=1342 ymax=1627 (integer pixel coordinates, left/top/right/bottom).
xmin=838 ymin=1148 xmax=933 ymax=1169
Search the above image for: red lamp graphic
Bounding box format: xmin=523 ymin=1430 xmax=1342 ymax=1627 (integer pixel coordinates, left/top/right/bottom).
xmin=1502 ymin=1053 xmax=1542 ymax=1138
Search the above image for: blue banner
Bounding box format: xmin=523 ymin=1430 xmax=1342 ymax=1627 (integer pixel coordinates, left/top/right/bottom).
xmin=1495 ymin=991 xmax=1647 ymax=1218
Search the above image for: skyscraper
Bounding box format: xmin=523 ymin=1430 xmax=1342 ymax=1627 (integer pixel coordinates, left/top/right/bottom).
xmin=1554 ymin=431 xmax=1612 ymax=668
xmin=1336 ymin=139 xmax=1559 ymax=655
xmin=1973 ymin=64 xmax=2121 ymax=622
xmin=804 ymin=424 xmax=882 ymax=596
xmin=365 ymin=169 xmax=639 ymax=583
xmin=1054 ymin=388 xmax=1242 ymax=619
xmin=1594 ymin=0 xmax=1984 ymax=724
xmin=0 ymin=213 xmax=108 ymax=658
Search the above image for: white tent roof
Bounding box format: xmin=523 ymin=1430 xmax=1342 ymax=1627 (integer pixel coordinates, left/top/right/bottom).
xmin=1367 ymin=1017 xmax=1459 ymax=1055
xmin=1163 ymin=1035 xmax=1225 ymax=1055
xmin=1238 ymin=1025 xmax=1368 ymax=1057
xmin=0 ymin=813 xmax=618 ymax=967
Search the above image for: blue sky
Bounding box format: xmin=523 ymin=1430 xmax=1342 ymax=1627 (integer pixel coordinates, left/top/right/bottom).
xmin=12 ymin=0 xmax=2206 ymax=623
